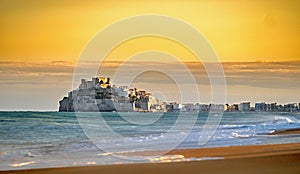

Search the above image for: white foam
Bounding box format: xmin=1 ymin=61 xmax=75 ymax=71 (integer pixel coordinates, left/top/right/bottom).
xmin=97 ymin=152 xmax=114 ymax=156
xmin=9 ymin=161 xmax=35 ymax=167
xmin=147 ymin=155 xmax=224 ymax=163
xmin=148 ymin=155 xmax=185 ymax=162
xmin=231 ymin=132 xmax=251 ymax=138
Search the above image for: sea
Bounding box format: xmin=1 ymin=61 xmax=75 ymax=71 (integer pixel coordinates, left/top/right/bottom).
xmin=1 ymin=111 xmax=300 ymax=171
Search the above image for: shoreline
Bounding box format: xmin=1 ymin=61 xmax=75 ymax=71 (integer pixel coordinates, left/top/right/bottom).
xmin=268 ymin=128 xmax=300 ymax=135
xmin=2 ymin=142 xmax=300 ymax=174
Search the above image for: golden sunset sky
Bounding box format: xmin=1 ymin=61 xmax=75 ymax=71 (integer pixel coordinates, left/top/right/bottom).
xmin=0 ymin=0 xmax=299 ymax=110
xmin=0 ymin=0 xmax=299 ymax=63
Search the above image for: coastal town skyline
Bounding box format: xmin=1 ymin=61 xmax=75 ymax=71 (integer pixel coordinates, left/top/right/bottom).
xmin=59 ymin=76 xmax=300 ymax=113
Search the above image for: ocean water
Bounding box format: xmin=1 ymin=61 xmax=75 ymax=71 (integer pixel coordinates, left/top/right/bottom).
xmin=1 ymin=111 xmax=300 ymax=170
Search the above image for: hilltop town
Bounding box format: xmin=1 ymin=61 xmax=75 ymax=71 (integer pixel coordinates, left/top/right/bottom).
xmin=59 ymin=77 xmax=300 ymax=113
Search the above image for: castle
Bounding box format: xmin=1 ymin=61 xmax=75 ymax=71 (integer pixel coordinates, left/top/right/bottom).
xmin=58 ymin=77 xmax=158 ymax=112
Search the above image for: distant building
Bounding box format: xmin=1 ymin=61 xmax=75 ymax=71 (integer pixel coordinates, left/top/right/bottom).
xmin=198 ymin=104 xmax=209 ymax=112
xmin=255 ymin=102 xmax=266 ymax=112
xmin=166 ymin=102 xmax=181 ymax=112
xmin=209 ymin=104 xmax=225 ymax=112
xmin=269 ymin=103 xmax=278 ymax=112
xmin=238 ymin=102 xmax=251 ymax=112
xmin=284 ymin=103 xmax=298 ymax=112
xmin=182 ymin=103 xmax=198 ymax=112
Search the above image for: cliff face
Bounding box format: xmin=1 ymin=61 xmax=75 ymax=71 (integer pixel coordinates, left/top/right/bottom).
xmin=59 ymin=97 xmax=74 ymax=112
xmin=58 ymin=92 xmax=134 ymax=112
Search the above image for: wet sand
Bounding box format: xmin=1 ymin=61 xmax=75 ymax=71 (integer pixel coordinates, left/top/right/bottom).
xmin=2 ymin=129 xmax=300 ymax=174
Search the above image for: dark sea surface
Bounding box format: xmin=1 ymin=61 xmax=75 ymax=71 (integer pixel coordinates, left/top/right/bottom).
xmin=1 ymin=111 xmax=300 ymax=170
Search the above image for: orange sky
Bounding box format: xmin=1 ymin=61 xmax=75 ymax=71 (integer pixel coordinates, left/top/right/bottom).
xmin=0 ymin=0 xmax=299 ymax=63
xmin=0 ymin=0 xmax=299 ymax=110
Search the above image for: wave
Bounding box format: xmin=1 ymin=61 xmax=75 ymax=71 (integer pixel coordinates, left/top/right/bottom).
xmin=268 ymin=115 xmax=299 ymax=124
xmin=219 ymin=125 xmax=253 ymax=130
xmin=230 ymin=132 xmax=252 ymax=138
xmin=222 ymin=115 xmax=299 ymax=129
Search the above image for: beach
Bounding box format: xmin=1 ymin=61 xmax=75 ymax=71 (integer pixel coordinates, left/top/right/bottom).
xmin=2 ymin=142 xmax=300 ymax=174
xmin=1 ymin=0 xmax=299 ymax=173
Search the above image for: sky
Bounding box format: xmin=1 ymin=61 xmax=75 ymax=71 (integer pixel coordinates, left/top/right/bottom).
xmin=0 ymin=0 xmax=299 ymax=110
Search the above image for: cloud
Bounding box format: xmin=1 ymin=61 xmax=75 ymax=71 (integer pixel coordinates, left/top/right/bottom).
xmin=0 ymin=61 xmax=75 ymax=86
xmin=1 ymin=60 xmax=299 ymax=88
xmin=97 ymin=60 xmax=300 ymax=89
xmin=221 ymin=61 xmax=300 ymax=89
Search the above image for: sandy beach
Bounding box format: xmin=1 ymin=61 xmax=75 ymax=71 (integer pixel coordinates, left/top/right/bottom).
xmin=2 ymin=141 xmax=300 ymax=174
